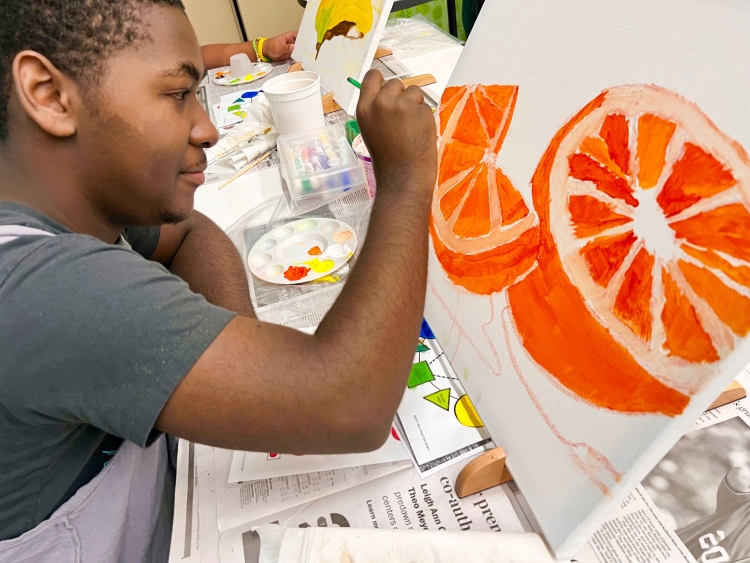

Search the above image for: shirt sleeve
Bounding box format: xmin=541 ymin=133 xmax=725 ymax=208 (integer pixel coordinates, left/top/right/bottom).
xmin=123 ymin=226 xmax=161 ymax=259
xmin=0 ymin=234 xmax=236 ymax=447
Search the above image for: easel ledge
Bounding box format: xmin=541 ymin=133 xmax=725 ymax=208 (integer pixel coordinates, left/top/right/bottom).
xmin=455 ymin=380 xmax=747 ymax=499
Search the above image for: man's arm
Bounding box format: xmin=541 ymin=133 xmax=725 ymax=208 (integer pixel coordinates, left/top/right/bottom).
xmin=200 ymin=32 xmax=298 ymax=69
xmin=156 ymin=72 xmax=437 ymax=455
xmin=151 ymin=211 xmax=256 ymax=318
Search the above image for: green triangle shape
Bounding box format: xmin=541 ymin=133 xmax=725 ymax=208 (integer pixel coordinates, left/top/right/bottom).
xmin=408 ymin=361 xmax=435 ymax=388
xmin=416 ymin=343 xmax=430 ymax=353
xmin=424 ymin=388 xmax=451 ymax=411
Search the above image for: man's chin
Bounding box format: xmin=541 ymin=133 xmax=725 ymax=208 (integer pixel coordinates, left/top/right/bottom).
xmin=159 ymin=209 xmax=192 ymax=225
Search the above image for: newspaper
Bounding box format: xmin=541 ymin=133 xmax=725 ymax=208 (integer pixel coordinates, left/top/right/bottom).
xmin=217 ymin=459 xmax=526 ymax=563
xmin=500 ymin=368 xmax=750 ymax=563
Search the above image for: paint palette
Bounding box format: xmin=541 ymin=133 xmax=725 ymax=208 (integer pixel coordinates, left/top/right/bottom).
xmin=247 ymin=218 xmax=358 ymax=285
xmin=213 ymin=63 xmax=273 ymax=86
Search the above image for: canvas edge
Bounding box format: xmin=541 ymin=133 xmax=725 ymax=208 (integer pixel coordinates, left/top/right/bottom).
xmin=339 ymin=0 xmax=397 ymax=115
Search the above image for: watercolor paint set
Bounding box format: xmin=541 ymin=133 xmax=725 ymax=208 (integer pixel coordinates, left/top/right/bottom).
xmin=277 ymin=125 xmax=365 ymax=201
xmin=246 ymin=217 xmax=358 ymax=285
xmin=213 ymin=62 xmax=273 ymax=86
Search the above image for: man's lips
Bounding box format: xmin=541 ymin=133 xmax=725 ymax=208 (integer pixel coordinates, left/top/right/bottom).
xmin=179 ymin=170 xmax=206 ymax=185
xmin=179 ymin=160 xmax=207 ymax=185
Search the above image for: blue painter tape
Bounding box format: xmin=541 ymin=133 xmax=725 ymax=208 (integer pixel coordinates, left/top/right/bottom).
xmin=420 ymin=319 xmax=435 ymax=339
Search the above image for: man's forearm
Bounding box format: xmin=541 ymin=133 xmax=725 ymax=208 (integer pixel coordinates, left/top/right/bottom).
xmin=170 ymin=212 xmax=257 ymax=318
xmin=200 ymin=43 xmax=256 ymax=70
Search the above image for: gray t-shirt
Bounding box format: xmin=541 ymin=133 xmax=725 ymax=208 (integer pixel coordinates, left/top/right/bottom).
xmin=0 ymin=203 xmax=236 ymax=541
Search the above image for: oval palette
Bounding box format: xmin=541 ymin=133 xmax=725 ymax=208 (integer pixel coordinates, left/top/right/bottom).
xmin=213 ymin=63 xmax=274 ymax=86
xmin=248 ymin=218 xmax=359 ymax=285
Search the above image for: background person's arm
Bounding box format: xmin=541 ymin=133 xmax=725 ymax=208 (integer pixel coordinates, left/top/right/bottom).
xmin=155 ymin=71 xmax=438 ymax=455
xmin=200 ymin=32 xmax=298 ymax=69
xmin=151 ymin=211 xmax=256 ymax=319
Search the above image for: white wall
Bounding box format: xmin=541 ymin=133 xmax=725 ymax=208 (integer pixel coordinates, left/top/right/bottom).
xmin=182 ymin=0 xmax=243 ymax=45
xmin=235 ymin=0 xmax=304 ymax=41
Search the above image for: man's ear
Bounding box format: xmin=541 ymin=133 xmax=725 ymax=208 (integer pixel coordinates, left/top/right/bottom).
xmin=11 ymin=50 xmax=78 ymax=138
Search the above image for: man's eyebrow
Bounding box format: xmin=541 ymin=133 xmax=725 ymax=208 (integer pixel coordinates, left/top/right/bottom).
xmin=159 ymin=62 xmax=202 ymax=82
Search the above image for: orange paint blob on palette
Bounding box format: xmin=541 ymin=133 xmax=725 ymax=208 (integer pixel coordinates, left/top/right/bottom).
xmin=284 ymin=266 xmax=311 ymax=281
xmin=247 ymin=218 xmax=359 ymax=285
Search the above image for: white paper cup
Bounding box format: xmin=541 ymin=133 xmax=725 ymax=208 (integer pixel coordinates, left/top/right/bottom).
xmin=352 ymin=135 xmax=376 ymax=199
xmin=263 ymin=71 xmax=325 ymax=136
xmin=229 ymin=53 xmax=253 ymax=78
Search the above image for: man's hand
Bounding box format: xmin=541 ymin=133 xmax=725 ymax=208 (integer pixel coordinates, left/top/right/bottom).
xmin=263 ymin=31 xmax=298 ymax=61
xmin=356 ymin=70 xmax=438 ymax=196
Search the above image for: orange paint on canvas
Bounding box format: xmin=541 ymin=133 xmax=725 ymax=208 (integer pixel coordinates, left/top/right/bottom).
xmin=453 ymin=164 xmax=492 ymax=237
xmin=440 ymin=168 xmax=475 ymax=221
xmin=670 ymin=203 xmax=750 ymax=263
xmin=496 ymin=168 xmax=529 ymax=226
xmin=681 ymin=245 xmax=750 ymax=289
xmin=658 ymin=143 xmax=736 ymax=217
xmin=661 ymin=269 xmax=719 ymax=363
xmin=451 ymin=97 xmax=488 ymax=147
xmin=568 ymin=194 xmax=633 ymax=239
xmin=430 ymin=220 xmax=539 ymax=295
xmin=614 ymin=248 xmax=655 ymax=343
xmin=580 ymin=231 xmax=637 ymax=288
xmin=568 ymin=153 xmax=638 ymax=207
xmin=438 ymin=140 xmax=485 ymax=185
xmin=580 ymin=136 xmax=627 ymax=180
xmin=507 ymin=261 xmax=688 ymax=416
xmin=474 ymin=88 xmax=505 ymax=141
xmin=599 ymin=113 xmax=631 ymax=175
xmin=679 ymin=260 xmax=750 ymax=337
xmin=432 ymin=84 xmax=538 ymax=296
xmin=636 ymin=114 xmax=676 ymax=189
xmin=439 ymin=86 xmax=466 ymax=136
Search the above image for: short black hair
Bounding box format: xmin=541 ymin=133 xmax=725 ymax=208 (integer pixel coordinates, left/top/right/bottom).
xmin=0 ymin=0 xmax=185 ymax=141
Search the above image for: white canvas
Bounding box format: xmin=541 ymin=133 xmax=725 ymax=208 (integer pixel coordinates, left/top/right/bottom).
xmin=424 ymin=0 xmax=750 ymax=557
xmin=291 ymin=0 xmax=395 ymax=115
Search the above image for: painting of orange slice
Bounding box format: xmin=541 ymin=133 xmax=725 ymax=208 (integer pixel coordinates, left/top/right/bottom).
xmin=507 ymin=84 xmax=750 ymax=416
xmin=430 ymin=84 xmax=540 ymax=295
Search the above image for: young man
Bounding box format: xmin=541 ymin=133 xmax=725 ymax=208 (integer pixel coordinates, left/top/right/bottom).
xmin=0 ymin=1 xmax=436 ymax=561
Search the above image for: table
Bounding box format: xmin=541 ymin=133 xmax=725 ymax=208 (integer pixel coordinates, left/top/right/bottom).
xmin=194 ymin=32 xmax=463 ymax=231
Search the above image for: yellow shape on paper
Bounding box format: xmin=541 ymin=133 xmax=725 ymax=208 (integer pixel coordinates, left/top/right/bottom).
xmin=454 ymin=395 xmax=483 ymax=428
xmin=304 ymin=258 xmax=335 ymax=273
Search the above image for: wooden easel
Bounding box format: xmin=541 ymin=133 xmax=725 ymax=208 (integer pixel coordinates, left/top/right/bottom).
xmin=286 ymin=48 xmax=438 ymax=115
xmin=455 ymin=381 xmax=748 ymax=498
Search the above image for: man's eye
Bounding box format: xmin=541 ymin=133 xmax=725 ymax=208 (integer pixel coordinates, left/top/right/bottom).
xmin=172 ymin=89 xmax=191 ymax=101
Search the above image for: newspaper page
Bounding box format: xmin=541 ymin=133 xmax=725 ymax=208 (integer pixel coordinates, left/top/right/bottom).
xmin=506 ymin=370 xmax=750 ymax=563
xmin=218 ymin=459 xmax=526 ymax=563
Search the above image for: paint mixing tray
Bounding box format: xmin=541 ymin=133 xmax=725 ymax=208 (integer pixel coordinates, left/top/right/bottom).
xmin=278 ymin=125 xmax=365 ymax=201
xmin=247 ymin=217 xmax=358 ymax=285
xmin=213 ymin=62 xmax=273 ymax=86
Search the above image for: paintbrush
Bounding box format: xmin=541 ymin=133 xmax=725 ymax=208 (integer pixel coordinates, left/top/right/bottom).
xmin=347 ymin=76 xmax=436 ymax=112
xmin=217 ymin=149 xmax=274 ymax=190
xmin=208 ymin=126 xmax=273 ymax=165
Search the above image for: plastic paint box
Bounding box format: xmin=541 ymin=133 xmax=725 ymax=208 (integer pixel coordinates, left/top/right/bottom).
xmin=278 ymin=125 xmax=365 ymax=201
